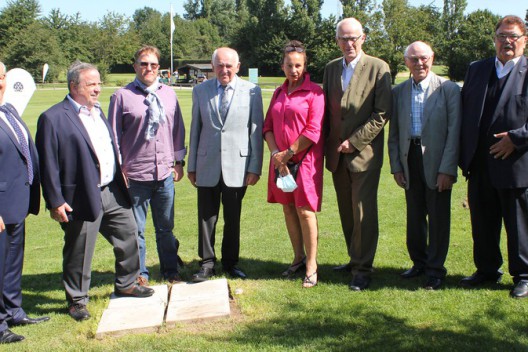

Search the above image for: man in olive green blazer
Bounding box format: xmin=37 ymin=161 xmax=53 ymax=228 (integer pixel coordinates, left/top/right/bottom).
xmin=323 ymin=17 xmax=392 ymax=291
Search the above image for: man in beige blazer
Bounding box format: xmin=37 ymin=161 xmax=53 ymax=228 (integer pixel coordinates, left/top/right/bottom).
xmin=323 ymin=17 xmax=392 ymax=291
xmin=388 ymin=41 xmax=461 ymax=290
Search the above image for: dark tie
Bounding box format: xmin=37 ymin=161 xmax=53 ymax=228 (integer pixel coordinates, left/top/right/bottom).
xmin=220 ymin=85 xmax=229 ymax=122
xmin=1 ymin=105 xmax=33 ymax=184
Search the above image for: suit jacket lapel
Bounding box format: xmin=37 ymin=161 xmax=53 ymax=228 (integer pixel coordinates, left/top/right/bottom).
xmin=492 ymin=56 xmax=528 ymax=127
xmin=401 ymin=79 xmax=412 ymax=134
xmin=422 ymin=73 xmax=441 ymax=129
xmin=210 ymin=79 xmax=223 ymax=126
xmin=0 ymin=104 xmax=30 ymax=158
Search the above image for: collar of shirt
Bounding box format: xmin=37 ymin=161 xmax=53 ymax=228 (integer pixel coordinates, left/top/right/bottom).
xmin=216 ymin=75 xmax=237 ymax=91
xmin=495 ymin=56 xmax=521 ymax=79
xmin=342 ymin=51 xmax=362 ymax=71
xmin=66 ymin=94 xmax=101 ymax=115
xmin=134 ymin=78 xmax=161 ymax=94
xmin=412 ymin=73 xmax=432 ymax=92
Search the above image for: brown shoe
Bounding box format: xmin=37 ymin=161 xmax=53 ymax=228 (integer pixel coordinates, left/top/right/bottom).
xmin=137 ymin=276 xmax=149 ymax=287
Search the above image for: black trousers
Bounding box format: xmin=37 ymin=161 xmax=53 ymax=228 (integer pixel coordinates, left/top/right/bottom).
xmin=467 ymin=165 xmax=528 ymax=282
xmin=197 ymin=176 xmax=247 ymax=269
xmin=405 ymin=143 xmax=451 ymax=278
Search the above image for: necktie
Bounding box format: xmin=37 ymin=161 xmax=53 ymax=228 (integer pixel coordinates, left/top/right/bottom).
xmin=220 ymin=85 xmax=229 ymax=122
xmin=1 ymin=105 xmax=33 ymax=184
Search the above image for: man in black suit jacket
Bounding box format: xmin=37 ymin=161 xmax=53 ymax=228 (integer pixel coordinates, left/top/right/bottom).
xmin=459 ymin=15 xmax=528 ymax=298
xmin=0 ymin=62 xmax=50 ymax=343
xmin=36 ymin=61 xmax=154 ymax=321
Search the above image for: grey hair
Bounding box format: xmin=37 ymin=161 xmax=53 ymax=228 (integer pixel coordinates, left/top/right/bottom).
xmin=336 ymin=17 xmax=363 ymax=38
xmin=67 ymin=60 xmax=98 ymax=91
xmin=211 ymin=47 xmax=239 ymax=64
xmin=403 ymin=41 xmax=434 ymax=57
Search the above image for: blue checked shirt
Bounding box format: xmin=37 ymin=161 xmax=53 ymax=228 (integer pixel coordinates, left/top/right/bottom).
xmin=410 ymin=75 xmax=431 ymax=137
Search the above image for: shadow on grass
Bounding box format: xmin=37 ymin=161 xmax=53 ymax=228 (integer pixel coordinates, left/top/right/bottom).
xmin=225 ymin=302 xmax=526 ymax=351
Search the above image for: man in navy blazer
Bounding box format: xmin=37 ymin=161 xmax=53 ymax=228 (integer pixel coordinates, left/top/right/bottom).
xmin=36 ymin=61 xmax=154 ymax=321
xmin=0 ymin=62 xmax=49 ymax=343
xmin=459 ymin=15 xmax=528 ymax=298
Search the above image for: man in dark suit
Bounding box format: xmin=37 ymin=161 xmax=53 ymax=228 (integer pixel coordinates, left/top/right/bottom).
xmin=188 ymin=47 xmax=263 ymax=282
xmin=323 ymin=17 xmax=392 ymax=291
xmin=388 ymin=42 xmax=461 ymax=290
xmin=36 ymin=61 xmax=154 ymax=321
xmin=0 ymin=62 xmax=49 ymax=343
xmin=459 ymin=15 xmax=528 ymax=298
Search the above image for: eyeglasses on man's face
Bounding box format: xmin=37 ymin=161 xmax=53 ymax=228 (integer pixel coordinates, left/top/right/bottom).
xmin=495 ymin=33 xmax=525 ymax=42
xmin=138 ymin=62 xmax=160 ymax=69
xmin=337 ymin=35 xmax=363 ymax=44
xmin=406 ymin=56 xmax=431 ymax=64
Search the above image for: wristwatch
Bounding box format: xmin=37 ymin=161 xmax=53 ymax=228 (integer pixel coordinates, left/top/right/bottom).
xmin=175 ymin=160 xmax=186 ymax=167
xmin=287 ymin=147 xmax=295 ymax=157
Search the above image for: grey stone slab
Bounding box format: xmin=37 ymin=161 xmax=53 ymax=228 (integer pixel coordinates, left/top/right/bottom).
xmin=95 ymin=285 xmax=167 ymax=338
xmin=166 ymin=278 xmax=231 ymax=324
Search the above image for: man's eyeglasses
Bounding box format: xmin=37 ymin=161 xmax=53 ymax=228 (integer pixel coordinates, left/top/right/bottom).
xmin=406 ymin=56 xmax=431 ymax=64
xmin=337 ymin=35 xmax=363 ymax=44
xmin=139 ymin=62 xmax=160 ymax=69
xmin=285 ymin=46 xmax=305 ymax=53
xmin=495 ymin=33 xmax=525 ymax=42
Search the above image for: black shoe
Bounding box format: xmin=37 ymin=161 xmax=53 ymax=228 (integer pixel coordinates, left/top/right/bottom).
xmin=400 ymin=266 xmax=425 ymax=279
xmin=192 ymin=267 xmax=216 ymax=282
xmin=349 ymin=275 xmax=371 ymax=291
xmin=115 ymin=284 xmax=155 ymax=298
xmin=68 ymin=303 xmax=91 ymax=321
xmin=423 ymin=277 xmax=443 ymax=290
xmin=0 ymin=329 xmax=24 ymax=344
xmin=510 ymin=281 xmax=528 ymax=298
xmin=225 ymin=266 xmax=247 ymax=279
xmin=333 ymin=263 xmax=352 ymax=272
xmin=7 ymin=316 xmax=50 ymax=327
xmin=166 ymin=272 xmax=184 ymax=284
xmin=459 ymin=272 xmax=502 ymax=288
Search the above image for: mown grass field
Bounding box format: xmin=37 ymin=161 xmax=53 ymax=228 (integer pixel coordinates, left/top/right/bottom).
xmin=4 ymin=74 xmax=528 ymax=351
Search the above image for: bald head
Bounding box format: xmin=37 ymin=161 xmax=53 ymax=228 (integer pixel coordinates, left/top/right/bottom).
xmin=212 ymin=47 xmax=241 ymax=85
xmin=336 ymin=18 xmax=363 ymax=38
xmin=404 ymin=41 xmax=435 ymax=83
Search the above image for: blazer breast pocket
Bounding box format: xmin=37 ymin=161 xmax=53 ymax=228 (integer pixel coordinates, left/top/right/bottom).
xmin=239 ymin=148 xmax=249 ymax=157
xmin=514 ymin=95 xmax=528 ymax=117
xmin=0 ymin=181 xmax=7 ymax=192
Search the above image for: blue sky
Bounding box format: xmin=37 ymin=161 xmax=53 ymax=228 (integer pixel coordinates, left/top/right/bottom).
xmin=0 ymin=0 xmax=524 ymax=22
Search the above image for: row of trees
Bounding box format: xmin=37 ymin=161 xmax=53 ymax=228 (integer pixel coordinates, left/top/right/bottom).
xmin=0 ymin=0 xmax=526 ymax=83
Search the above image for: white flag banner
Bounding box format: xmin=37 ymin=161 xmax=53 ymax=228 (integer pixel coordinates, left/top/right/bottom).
xmin=42 ymin=63 xmax=49 ymax=83
xmin=4 ymin=68 xmax=36 ymax=116
xmin=170 ymin=5 xmax=175 ymax=42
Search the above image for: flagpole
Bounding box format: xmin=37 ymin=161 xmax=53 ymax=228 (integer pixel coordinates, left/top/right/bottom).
xmin=170 ymin=4 xmax=175 ymax=81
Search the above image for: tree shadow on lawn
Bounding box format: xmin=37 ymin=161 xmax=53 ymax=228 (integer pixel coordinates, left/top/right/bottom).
xmin=225 ymin=301 xmax=526 ymax=351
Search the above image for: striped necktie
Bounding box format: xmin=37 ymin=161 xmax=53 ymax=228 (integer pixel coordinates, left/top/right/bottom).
xmin=1 ymin=105 xmax=33 ymax=184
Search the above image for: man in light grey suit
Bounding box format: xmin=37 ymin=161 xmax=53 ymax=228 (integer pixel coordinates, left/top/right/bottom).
xmin=388 ymin=41 xmax=461 ymax=290
xmin=188 ymin=47 xmax=264 ymax=282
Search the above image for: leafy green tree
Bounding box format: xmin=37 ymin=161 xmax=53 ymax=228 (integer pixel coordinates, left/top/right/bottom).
xmin=0 ymin=0 xmax=41 ymax=48
xmin=4 ymin=21 xmax=64 ymax=81
xmin=448 ymin=9 xmax=499 ymax=81
xmin=94 ymin=12 xmax=139 ymax=74
xmin=42 ymin=9 xmax=95 ymax=66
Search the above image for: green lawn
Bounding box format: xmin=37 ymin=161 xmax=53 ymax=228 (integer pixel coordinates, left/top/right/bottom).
xmin=6 ymin=83 xmax=528 ymax=351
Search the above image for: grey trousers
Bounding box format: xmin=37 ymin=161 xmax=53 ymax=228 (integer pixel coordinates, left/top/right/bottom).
xmin=60 ymin=182 xmax=139 ymax=305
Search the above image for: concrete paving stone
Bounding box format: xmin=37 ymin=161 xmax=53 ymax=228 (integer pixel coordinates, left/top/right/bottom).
xmin=95 ymin=285 xmax=168 ymax=338
xmin=166 ymin=278 xmax=231 ymax=324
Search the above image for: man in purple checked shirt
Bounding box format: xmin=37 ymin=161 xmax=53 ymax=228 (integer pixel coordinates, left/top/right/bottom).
xmin=108 ymin=45 xmax=186 ymax=286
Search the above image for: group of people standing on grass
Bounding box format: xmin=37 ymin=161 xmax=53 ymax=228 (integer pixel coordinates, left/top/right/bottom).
xmin=0 ymin=13 xmax=527 ymax=344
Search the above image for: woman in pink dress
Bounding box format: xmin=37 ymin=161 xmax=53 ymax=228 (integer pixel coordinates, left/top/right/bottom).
xmin=263 ymin=40 xmax=325 ymax=288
